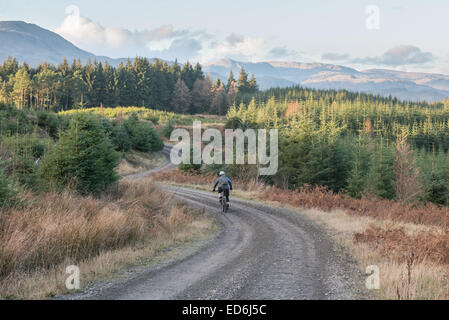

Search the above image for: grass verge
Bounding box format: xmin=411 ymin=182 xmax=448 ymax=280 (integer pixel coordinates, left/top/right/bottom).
xmin=0 ymin=178 xmax=216 ymax=299
xmin=154 ymin=169 xmax=449 ymax=300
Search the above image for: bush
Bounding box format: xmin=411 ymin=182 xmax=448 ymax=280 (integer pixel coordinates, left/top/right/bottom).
xmin=0 ymin=135 xmax=50 ymax=188
xmin=0 ymin=103 xmax=35 ymax=135
xmin=37 ymin=111 xmax=61 ymax=138
xmin=111 ymin=123 xmax=131 ymax=152
xmin=0 ymin=165 xmax=17 ymax=208
xmin=39 ymin=114 xmax=120 ymax=195
xmin=124 ymin=114 xmax=164 ymax=153
xmin=225 ymin=117 xmax=244 ymax=130
xmin=160 ymin=122 xmax=174 ymax=139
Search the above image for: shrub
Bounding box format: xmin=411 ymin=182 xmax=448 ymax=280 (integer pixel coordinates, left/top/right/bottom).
xmin=160 ymin=122 xmax=174 ymax=139
xmin=0 ymin=135 xmax=51 ymax=188
xmin=225 ymin=117 xmax=244 ymax=130
xmin=0 ymin=104 xmax=35 ymax=135
xmin=124 ymin=114 xmax=164 ymax=153
xmin=37 ymin=111 xmax=61 ymax=138
xmin=0 ymin=165 xmax=17 ymax=208
xmin=111 ymin=123 xmax=131 ymax=152
xmin=39 ymin=114 xmax=120 ymax=195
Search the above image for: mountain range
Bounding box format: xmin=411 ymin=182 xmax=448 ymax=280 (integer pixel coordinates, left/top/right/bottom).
xmin=1 ymin=20 xmax=449 ymax=102
xmin=204 ymin=59 xmax=449 ymax=102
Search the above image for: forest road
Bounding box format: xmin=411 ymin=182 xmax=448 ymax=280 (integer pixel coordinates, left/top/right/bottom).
xmin=85 ymin=146 xmax=363 ymax=300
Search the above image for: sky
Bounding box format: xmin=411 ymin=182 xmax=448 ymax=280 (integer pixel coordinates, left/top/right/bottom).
xmin=1 ymin=0 xmax=449 ymax=74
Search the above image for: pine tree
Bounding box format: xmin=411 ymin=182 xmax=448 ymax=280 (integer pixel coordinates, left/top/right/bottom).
xmin=393 ymin=133 xmax=423 ymax=203
xmin=210 ymin=83 xmax=228 ymax=115
xmin=248 ymin=74 xmax=258 ymax=93
xmin=191 ymin=78 xmax=212 ymax=114
xmin=227 ymin=71 xmax=235 ymax=91
xmin=12 ymin=67 xmax=31 ymax=109
xmin=227 ymin=80 xmax=238 ymax=107
xmin=237 ymin=68 xmax=249 ymax=94
xmin=347 ymin=135 xmax=371 ymax=198
xmin=171 ymin=79 xmax=192 ymax=114
xmin=181 ymin=61 xmax=196 ymax=90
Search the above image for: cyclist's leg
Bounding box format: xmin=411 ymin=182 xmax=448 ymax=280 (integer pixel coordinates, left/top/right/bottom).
xmin=225 ymin=189 xmax=230 ymax=203
xmin=218 ymin=187 xmax=223 ymax=202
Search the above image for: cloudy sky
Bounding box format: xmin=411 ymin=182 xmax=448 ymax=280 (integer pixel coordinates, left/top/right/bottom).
xmin=1 ymin=0 xmax=449 ymax=73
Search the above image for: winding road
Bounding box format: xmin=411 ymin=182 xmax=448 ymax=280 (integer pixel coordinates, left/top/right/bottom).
xmin=84 ymin=146 xmax=362 ymax=300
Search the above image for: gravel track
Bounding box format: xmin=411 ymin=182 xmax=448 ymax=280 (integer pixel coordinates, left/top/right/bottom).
xmin=76 ymin=146 xmax=364 ymax=300
xmin=86 ymin=185 xmax=362 ymax=300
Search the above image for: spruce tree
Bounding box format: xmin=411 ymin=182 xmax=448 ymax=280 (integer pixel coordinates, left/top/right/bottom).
xmin=248 ymin=74 xmax=258 ymax=93
xmin=171 ymin=79 xmax=192 ymax=114
xmin=39 ymin=114 xmax=120 ymax=195
xmin=227 ymin=71 xmax=235 ymax=91
xmin=237 ymin=68 xmax=249 ymax=94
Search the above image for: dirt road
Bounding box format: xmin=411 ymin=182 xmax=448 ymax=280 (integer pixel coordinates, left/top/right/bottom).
xmin=86 ymin=189 xmax=362 ymax=299
xmin=74 ymin=146 xmax=363 ymax=300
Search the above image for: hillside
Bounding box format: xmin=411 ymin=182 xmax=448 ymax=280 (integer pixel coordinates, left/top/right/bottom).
xmin=0 ymin=21 xmax=127 ymax=66
xmin=204 ymin=59 xmax=449 ymax=102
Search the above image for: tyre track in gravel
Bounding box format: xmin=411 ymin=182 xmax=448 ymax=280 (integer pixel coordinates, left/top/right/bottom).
xmin=87 ymin=184 xmax=362 ymax=300
xmin=75 ymin=145 xmax=364 ymax=300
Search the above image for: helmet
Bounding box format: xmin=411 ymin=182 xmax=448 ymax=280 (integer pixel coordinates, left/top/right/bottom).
xmin=219 ymin=171 xmax=225 ymax=176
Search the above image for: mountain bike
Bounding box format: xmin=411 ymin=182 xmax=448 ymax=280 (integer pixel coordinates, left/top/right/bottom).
xmin=218 ymin=191 xmax=229 ymax=214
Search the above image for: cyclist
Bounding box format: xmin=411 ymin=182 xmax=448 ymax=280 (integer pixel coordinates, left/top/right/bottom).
xmin=213 ymin=171 xmax=233 ymax=208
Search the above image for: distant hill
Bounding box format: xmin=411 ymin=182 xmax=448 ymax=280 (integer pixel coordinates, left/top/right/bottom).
xmin=204 ymin=59 xmax=449 ymax=102
xmin=0 ymin=21 xmax=129 ymax=66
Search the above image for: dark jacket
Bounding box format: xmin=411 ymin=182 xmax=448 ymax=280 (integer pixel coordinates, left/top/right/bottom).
xmin=213 ymin=176 xmax=233 ymax=190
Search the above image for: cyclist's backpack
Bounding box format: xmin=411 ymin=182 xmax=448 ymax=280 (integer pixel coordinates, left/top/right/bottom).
xmin=219 ymin=176 xmax=229 ymax=187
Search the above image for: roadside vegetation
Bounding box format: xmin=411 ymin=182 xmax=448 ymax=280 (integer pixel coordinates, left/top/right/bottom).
xmin=155 ymin=86 xmax=449 ymax=299
xmin=0 ymin=178 xmax=215 ymax=299
xmin=0 ymin=102 xmax=214 ymax=299
xmin=0 ymin=55 xmax=258 ymax=299
xmin=60 ymin=106 xmax=225 ymax=126
xmin=3 ymin=50 xmax=449 ymax=299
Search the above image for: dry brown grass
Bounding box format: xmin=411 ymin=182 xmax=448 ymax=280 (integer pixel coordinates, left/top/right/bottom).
xmin=261 ymin=185 xmax=449 ymax=299
xmin=117 ymin=150 xmax=166 ymax=176
xmin=155 ymin=169 xmax=449 ymax=299
xmin=261 ymin=185 xmax=449 ymax=228
xmin=0 ymin=178 xmax=214 ymax=299
xmin=354 ymin=226 xmax=449 ymax=266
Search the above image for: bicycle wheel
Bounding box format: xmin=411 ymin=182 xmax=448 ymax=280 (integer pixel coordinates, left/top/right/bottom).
xmin=222 ymin=199 xmax=226 ymax=213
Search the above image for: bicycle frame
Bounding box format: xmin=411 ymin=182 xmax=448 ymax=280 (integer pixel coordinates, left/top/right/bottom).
xmin=219 ymin=191 xmax=228 ymax=213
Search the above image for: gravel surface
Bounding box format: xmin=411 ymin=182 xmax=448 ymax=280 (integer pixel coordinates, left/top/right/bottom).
xmin=80 ymin=185 xmax=365 ymax=300
xmin=67 ymin=146 xmax=366 ymax=300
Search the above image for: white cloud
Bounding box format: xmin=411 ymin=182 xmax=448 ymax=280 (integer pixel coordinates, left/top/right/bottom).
xmin=55 ymin=13 xmax=299 ymax=62
xmin=55 ymin=12 xmax=188 ymax=58
xmin=198 ymin=34 xmax=298 ymax=63
xmin=319 ymin=46 xmax=440 ymax=73
xmin=350 ymin=45 xmax=435 ymax=66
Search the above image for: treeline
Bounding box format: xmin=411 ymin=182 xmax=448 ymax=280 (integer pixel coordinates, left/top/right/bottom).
xmin=224 ymin=88 xmax=449 ymax=206
xmin=0 ymin=102 xmax=163 ymax=205
xmin=0 ymin=57 xmax=257 ymax=115
xmin=228 ymin=87 xmax=449 ymax=152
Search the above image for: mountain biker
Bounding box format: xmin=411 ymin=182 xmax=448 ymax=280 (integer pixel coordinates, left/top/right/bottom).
xmin=213 ymin=171 xmax=233 ymax=208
